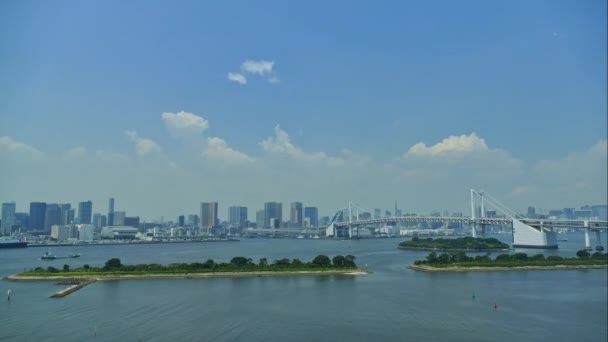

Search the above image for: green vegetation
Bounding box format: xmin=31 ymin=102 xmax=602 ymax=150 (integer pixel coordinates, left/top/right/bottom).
xmin=413 ymin=250 xmax=608 ymax=268
xmin=399 ymin=236 xmax=509 ymax=251
xmin=19 ymin=254 xmax=359 ymax=277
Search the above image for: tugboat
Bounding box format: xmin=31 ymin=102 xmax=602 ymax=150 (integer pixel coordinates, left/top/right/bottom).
xmin=41 ymin=251 xmax=57 ymax=260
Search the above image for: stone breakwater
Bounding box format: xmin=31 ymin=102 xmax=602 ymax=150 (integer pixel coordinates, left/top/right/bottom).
xmin=408 ymin=264 xmax=608 ymax=272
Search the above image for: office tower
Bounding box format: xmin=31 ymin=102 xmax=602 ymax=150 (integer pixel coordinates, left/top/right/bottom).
xmin=78 ymin=201 xmax=93 ymax=224
xmin=264 ymin=202 xmax=282 ymax=228
xmin=1 ymin=202 xmax=16 ymax=235
xmin=290 ymin=202 xmax=303 ymax=228
xmin=229 ymin=206 xmax=248 ymax=227
xmin=108 ymin=197 xmax=115 ymax=226
xmin=92 ymin=213 xmax=102 ymax=229
xmin=100 ymin=215 xmax=107 ymax=228
xmin=527 ymin=206 xmax=536 ymax=219
xmin=66 ymin=209 xmax=75 ymax=225
xmin=14 ymin=213 xmax=29 ymax=229
xmin=44 ymin=204 xmax=61 ymax=233
xmin=200 ymin=202 xmax=219 ymax=231
xmin=187 ymin=214 xmax=199 ymax=227
xmin=304 ymin=207 xmax=319 ymax=227
xmin=29 ymin=202 xmax=47 ymax=230
xmin=113 ymin=211 xmax=126 ymax=226
xmin=178 ymin=215 xmax=185 ymax=227
xmin=256 ymin=210 xmax=265 ymax=229
xmin=58 ymin=204 xmax=71 ymax=225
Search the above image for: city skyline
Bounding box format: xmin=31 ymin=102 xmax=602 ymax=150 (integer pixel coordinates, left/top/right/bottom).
xmin=1 ymin=1 xmax=606 ymax=219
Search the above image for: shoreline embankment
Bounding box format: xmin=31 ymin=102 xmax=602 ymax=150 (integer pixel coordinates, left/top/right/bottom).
xmin=408 ymin=264 xmax=608 ymax=272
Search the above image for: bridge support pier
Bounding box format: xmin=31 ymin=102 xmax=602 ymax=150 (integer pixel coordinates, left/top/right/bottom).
xmin=584 ymin=229 xmax=592 ymax=251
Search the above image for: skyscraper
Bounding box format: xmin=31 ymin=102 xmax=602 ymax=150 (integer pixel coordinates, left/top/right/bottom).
xmin=78 ymin=201 xmax=93 ymax=224
xmin=29 ymin=202 xmax=47 ymax=231
xmin=178 ymin=215 xmax=185 ymax=227
xmin=108 ymin=197 xmax=115 ymax=226
xmin=1 ymin=202 xmax=16 ymax=235
xmin=200 ymin=202 xmax=218 ymax=232
xmin=113 ymin=211 xmax=126 ymax=226
xmin=256 ymin=210 xmax=265 ymax=229
xmin=264 ymin=202 xmax=282 ymax=228
xmin=290 ymin=202 xmax=303 ymax=228
xmin=304 ymin=207 xmax=319 ymax=227
xmin=229 ymin=206 xmax=248 ymax=227
xmin=58 ymin=204 xmax=71 ymax=225
xmin=44 ymin=204 xmax=61 ymax=233
xmin=527 ymin=206 xmax=536 ymax=219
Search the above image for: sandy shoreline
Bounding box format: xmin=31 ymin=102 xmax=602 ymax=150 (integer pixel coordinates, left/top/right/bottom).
xmin=409 ymin=264 xmax=608 ymax=272
xmin=7 ymin=269 xmax=367 ymax=282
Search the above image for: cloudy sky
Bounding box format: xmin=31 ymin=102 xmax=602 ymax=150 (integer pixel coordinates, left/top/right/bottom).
xmin=1 ymin=0 xmax=606 ymax=221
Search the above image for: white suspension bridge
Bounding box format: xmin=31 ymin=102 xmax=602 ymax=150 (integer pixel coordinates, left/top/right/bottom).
xmin=326 ymin=189 xmax=607 ymax=250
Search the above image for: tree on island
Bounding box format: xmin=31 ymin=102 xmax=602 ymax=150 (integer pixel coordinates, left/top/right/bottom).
xmin=104 ymin=258 xmax=122 ymax=270
xmin=312 ymin=255 xmax=331 ymax=267
xmin=230 ymin=257 xmax=253 ymax=267
xmin=576 ymin=250 xmax=590 ymax=259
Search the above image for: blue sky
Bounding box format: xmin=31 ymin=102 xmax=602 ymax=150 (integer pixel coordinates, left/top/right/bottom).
xmin=1 ymin=0 xmax=606 ymax=220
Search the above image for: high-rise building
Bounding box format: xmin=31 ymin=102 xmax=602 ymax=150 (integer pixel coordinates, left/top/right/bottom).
xmin=44 ymin=204 xmax=61 ymax=233
xmin=264 ymin=202 xmax=282 ymax=228
xmin=66 ymin=209 xmax=75 ymax=225
xmin=108 ymin=197 xmax=115 ymax=226
xmin=51 ymin=225 xmax=71 ymax=242
xmin=290 ymin=202 xmax=303 ymax=228
xmin=113 ymin=211 xmax=126 ymax=226
xmin=527 ymin=206 xmax=536 ymax=219
xmin=229 ymin=206 xmax=248 ymax=227
xmin=58 ymin=204 xmax=71 ymax=225
xmin=187 ymin=214 xmax=199 ymax=227
xmin=78 ymin=201 xmax=93 ymax=224
xmin=373 ymin=208 xmax=381 ymax=219
xmin=77 ymin=224 xmax=95 ymax=241
xmin=14 ymin=213 xmax=29 ymax=229
xmin=200 ymin=202 xmax=219 ymax=231
xmin=256 ymin=210 xmax=265 ymax=229
xmin=178 ymin=215 xmax=185 ymax=227
xmin=100 ymin=215 xmax=107 ymax=228
xmin=92 ymin=213 xmax=103 ymax=229
xmin=1 ymin=202 xmax=16 ymax=235
xmin=29 ymin=202 xmax=47 ymax=231
xmin=304 ymin=207 xmax=319 ymax=227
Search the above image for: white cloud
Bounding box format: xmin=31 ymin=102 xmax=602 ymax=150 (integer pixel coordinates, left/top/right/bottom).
xmin=227 ymin=60 xmax=280 ymax=85
xmin=0 ymin=136 xmax=43 ymax=157
xmin=161 ymin=111 xmax=209 ymax=137
xmin=260 ymin=126 xmax=343 ymax=166
xmin=205 ymin=137 xmax=254 ymax=164
xmin=124 ymin=130 xmax=162 ymax=157
xmin=241 ymin=60 xmax=274 ymax=75
xmin=406 ymin=133 xmax=489 ymax=157
xmin=227 ymin=72 xmax=247 ymax=85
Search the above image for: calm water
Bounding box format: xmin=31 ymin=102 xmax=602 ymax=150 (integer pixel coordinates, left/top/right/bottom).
xmin=1 ymin=233 xmax=607 ymax=341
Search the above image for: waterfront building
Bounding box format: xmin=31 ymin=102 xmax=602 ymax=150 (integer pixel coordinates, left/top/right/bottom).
xmin=101 ymin=226 xmax=138 ymax=239
xmin=28 ymin=202 xmax=47 ymax=231
xmin=264 ymin=202 xmax=282 ymax=228
xmin=78 ymin=201 xmax=93 ymax=224
xmin=113 ymin=211 xmax=126 ymax=226
xmin=50 ymin=225 xmax=71 ymax=242
xmin=1 ymin=202 xmax=16 ymax=235
xmin=290 ymin=202 xmax=303 ymax=228
xmin=256 ymin=210 xmax=265 ymax=229
xmin=44 ymin=204 xmax=61 ymax=233
xmin=229 ymin=206 xmax=248 ymax=228
xmin=77 ymin=224 xmax=95 ymax=241
xmin=108 ymin=197 xmax=115 ymax=226
xmin=124 ymin=216 xmax=140 ymax=228
xmin=200 ymin=202 xmax=219 ymax=233
xmin=304 ymin=207 xmax=319 ymax=227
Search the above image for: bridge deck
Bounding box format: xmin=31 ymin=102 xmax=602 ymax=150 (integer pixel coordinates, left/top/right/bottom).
xmin=332 ymin=217 xmax=608 ymax=229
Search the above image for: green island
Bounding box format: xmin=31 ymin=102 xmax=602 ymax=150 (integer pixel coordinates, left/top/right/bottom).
xmin=409 ymin=250 xmax=608 ymax=272
xmin=11 ymin=254 xmax=364 ymax=279
xmin=398 ymin=236 xmax=510 ymax=251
